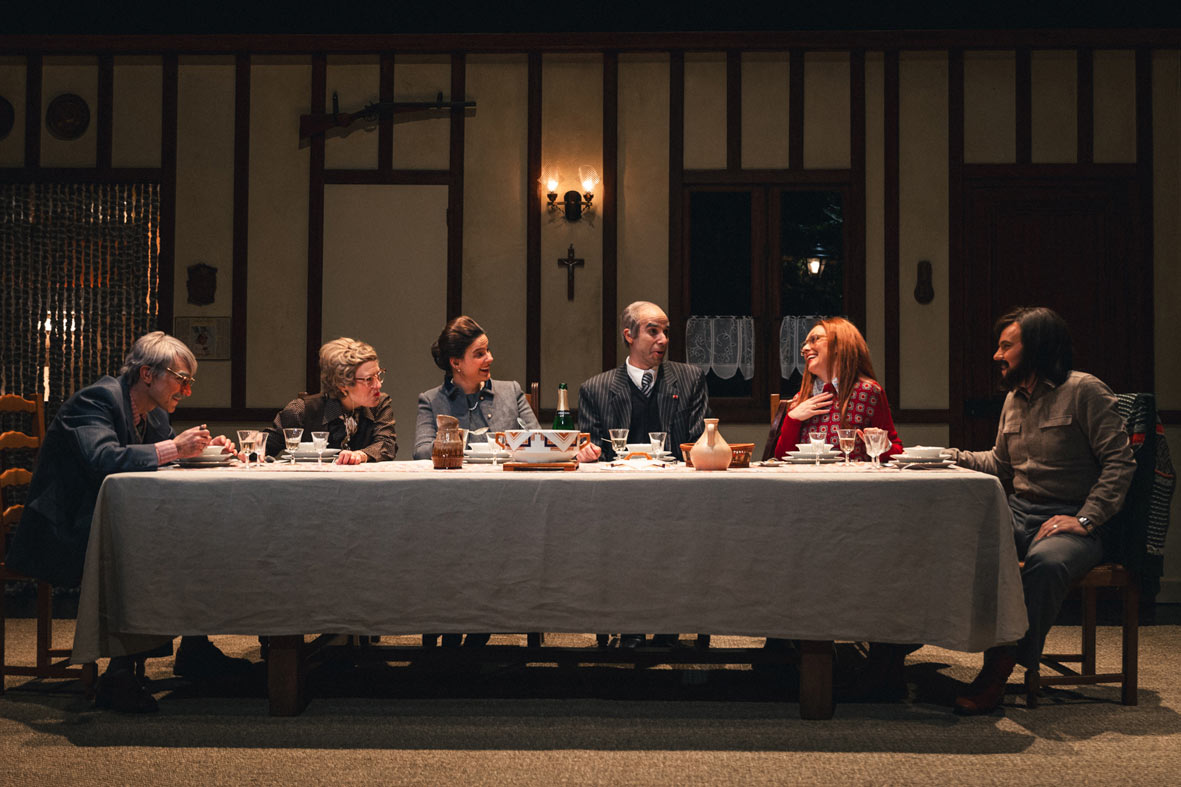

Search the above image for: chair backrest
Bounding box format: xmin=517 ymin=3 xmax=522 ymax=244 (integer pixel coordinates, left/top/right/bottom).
xmin=762 ymin=394 xmax=791 ymax=462
xmin=524 ymin=382 xmax=540 ymax=419
xmin=1102 ymin=392 xmax=1176 ymax=592
xmin=0 ymin=394 xmax=45 ymax=563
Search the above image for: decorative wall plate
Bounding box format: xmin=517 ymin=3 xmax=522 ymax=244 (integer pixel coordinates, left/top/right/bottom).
xmin=0 ymin=96 xmax=14 ymax=140
xmin=46 ymin=93 xmax=90 ymax=140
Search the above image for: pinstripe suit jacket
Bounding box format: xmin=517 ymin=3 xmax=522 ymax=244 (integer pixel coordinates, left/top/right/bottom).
xmin=577 ymin=361 xmax=710 ymax=461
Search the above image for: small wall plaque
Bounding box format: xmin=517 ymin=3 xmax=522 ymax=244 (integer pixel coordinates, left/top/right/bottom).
xmin=175 ymin=316 xmax=231 ymax=360
xmin=45 ymin=93 xmax=90 ymax=141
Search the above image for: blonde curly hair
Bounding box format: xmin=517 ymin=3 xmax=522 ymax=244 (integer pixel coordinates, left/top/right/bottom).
xmin=319 ymin=337 xmax=378 ymax=398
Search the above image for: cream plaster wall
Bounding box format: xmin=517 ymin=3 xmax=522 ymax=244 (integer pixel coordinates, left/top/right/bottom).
xmin=325 ymin=56 xmax=379 ymax=170
xmin=964 ymin=51 xmax=1016 ymax=164
xmin=803 ymin=52 xmax=851 ymax=170
xmin=618 ymin=54 xmax=671 ymax=365
xmin=1094 ymin=50 xmax=1137 ymax=163
xmin=540 ymin=54 xmax=603 ymax=409
xmin=40 ymin=57 xmax=97 ymax=168
xmin=897 ymin=52 xmax=949 ymax=410
xmin=683 ymin=53 xmax=726 ymax=170
xmin=0 ymin=58 xmax=27 ymax=167
xmin=323 ymin=185 xmax=449 ymax=454
xmin=462 ymin=55 xmax=529 ymax=390
xmin=740 ymin=53 xmax=789 ymax=170
xmin=247 ymin=58 xmax=310 ymax=408
xmin=1031 ymin=50 xmax=1077 ymax=164
xmin=174 ymin=57 xmax=235 ymax=408
xmin=393 ymin=55 xmax=451 ymax=171
xmin=112 ymin=57 xmax=162 ymax=168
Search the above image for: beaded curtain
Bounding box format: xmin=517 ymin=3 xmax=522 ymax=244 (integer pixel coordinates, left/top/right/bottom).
xmin=0 ymin=183 xmax=160 ymax=425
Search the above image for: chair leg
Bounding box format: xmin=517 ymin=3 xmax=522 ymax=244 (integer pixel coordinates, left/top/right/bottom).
xmin=1122 ymin=579 xmax=1139 ymax=706
xmin=1082 ymin=585 xmax=1097 ymax=676
xmin=82 ymin=662 xmax=98 ymax=700
xmin=36 ymin=581 xmax=52 ymax=674
xmin=0 ymin=580 xmax=7 ymax=695
xmin=1025 ymin=666 xmax=1040 ymax=708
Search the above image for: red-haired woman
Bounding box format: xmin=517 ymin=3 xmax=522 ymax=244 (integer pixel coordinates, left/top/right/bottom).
xmin=773 ymin=317 xmax=903 ymax=461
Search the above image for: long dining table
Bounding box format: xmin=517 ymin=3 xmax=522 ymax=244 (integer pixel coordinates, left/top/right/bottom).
xmin=71 ymin=458 xmax=1027 ymax=718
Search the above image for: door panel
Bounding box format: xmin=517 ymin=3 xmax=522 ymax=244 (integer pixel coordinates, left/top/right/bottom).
xmin=957 ymin=176 xmax=1150 ymax=449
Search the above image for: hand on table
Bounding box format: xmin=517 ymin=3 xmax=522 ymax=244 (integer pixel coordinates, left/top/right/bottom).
xmin=789 ymin=392 xmax=833 ymax=422
xmin=576 ymin=442 xmax=602 ymax=463
xmin=1034 ymin=514 xmax=1086 ymax=542
xmin=335 ymin=449 xmax=368 ymax=465
xmin=174 ymin=424 xmax=212 ymax=458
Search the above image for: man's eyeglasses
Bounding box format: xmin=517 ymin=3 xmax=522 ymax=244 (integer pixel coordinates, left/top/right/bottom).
xmin=166 ymin=367 xmax=196 ymax=388
xmin=355 ymin=369 xmax=386 ymax=386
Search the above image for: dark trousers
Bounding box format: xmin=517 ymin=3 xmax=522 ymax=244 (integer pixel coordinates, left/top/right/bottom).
xmin=1009 ymin=494 xmax=1104 ymax=669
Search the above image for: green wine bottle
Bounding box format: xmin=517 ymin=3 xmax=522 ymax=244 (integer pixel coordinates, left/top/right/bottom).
xmin=552 ymin=383 xmax=574 ymax=429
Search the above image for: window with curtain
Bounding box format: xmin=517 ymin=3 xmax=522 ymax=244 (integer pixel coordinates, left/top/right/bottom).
xmin=0 ymin=182 xmax=160 ymax=421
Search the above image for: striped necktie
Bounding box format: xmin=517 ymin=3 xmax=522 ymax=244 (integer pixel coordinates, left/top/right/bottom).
xmin=640 ymin=370 xmax=654 ymax=396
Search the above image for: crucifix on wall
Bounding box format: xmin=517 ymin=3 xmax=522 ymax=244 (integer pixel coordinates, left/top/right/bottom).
xmin=557 ymin=244 xmax=584 ymax=301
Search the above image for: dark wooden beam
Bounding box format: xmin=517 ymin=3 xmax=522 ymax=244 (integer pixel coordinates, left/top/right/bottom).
xmin=306 ymin=55 xmax=326 ymax=394
xmin=602 ymin=51 xmax=619 ymax=370
xmin=322 ymin=169 xmax=451 ymax=185
xmin=726 ymin=50 xmax=741 ymax=170
xmin=24 ymin=55 xmax=41 ymax=168
xmin=231 ymin=53 xmax=250 ymax=408
xmin=97 ymin=55 xmax=113 ymax=169
xmin=788 ymin=49 xmax=804 ymax=170
xmin=883 ymin=50 xmax=899 ymax=410
xmin=668 ymin=51 xmax=685 ymax=359
xmin=158 ymin=54 xmax=177 ymax=334
xmin=447 ymin=51 xmax=466 ymax=319
xmin=1077 ymin=48 xmax=1094 ymax=164
xmin=1135 ymin=46 xmax=1154 ymax=393
xmin=0 ymin=167 xmax=161 ymax=183
xmin=378 ymin=52 xmax=394 ymax=173
xmin=847 ymin=49 xmax=867 ymax=334
xmin=526 ymin=52 xmax=542 ymax=389
xmin=1016 ymin=47 xmax=1031 ymax=164
xmin=947 ymin=49 xmax=965 ymax=445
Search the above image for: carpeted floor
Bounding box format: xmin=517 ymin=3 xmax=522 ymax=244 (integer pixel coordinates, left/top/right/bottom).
xmin=4 ymin=621 xmax=1181 ymax=785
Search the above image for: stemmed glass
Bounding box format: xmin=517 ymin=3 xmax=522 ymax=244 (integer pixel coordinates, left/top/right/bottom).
xmin=837 ymin=428 xmax=857 ymax=467
xmin=311 ymin=431 xmax=329 ymax=466
xmin=863 ymin=427 xmax=888 ymax=469
xmin=608 ymin=428 xmax=629 ymax=461
xmin=283 ymin=428 xmax=303 ymax=465
xmin=808 ymin=430 xmax=826 ymax=466
xmin=236 ymin=429 xmax=256 ymax=469
xmin=648 ymin=431 xmax=667 ymax=458
xmin=252 ymin=430 xmax=268 ymax=467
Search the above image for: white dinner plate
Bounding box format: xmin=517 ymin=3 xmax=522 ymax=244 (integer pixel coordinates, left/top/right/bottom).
xmin=894 ymin=458 xmax=956 ymax=468
xmin=894 ymin=452 xmax=952 ymax=463
xmin=177 ymin=456 xmax=237 ymax=468
xmin=464 ymin=453 xmax=512 ymax=464
xmin=782 ymin=453 xmax=842 ymax=464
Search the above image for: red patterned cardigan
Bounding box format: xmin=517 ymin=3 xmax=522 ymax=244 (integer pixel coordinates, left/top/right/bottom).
xmin=773 ymin=378 xmax=904 ymax=461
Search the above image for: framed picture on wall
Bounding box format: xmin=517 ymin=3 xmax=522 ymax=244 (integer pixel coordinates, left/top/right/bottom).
xmin=174 ymin=317 xmax=231 ymax=360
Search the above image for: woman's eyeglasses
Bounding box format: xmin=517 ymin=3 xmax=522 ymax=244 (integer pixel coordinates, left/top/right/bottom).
xmin=355 ymin=369 xmax=386 ymax=386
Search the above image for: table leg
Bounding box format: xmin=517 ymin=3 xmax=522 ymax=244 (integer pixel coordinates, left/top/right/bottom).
xmin=798 ymin=639 xmax=835 ymax=720
xmin=267 ymin=635 xmax=307 ymax=716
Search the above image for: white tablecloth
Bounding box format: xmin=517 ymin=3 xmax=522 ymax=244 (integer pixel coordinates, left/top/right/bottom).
xmin=72 ymin=461 xmax=1027 ymax=662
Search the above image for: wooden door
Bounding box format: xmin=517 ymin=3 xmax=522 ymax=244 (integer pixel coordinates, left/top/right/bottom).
xmin=954 ymin=175 xmax=1151 ymax=449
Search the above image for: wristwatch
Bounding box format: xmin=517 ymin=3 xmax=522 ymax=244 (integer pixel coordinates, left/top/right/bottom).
xmin=1077 ymin=516 xmax=1094 ymax=534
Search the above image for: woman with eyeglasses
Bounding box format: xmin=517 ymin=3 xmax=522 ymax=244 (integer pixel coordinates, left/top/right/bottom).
xmin=413 ymin=315 xmax=540 ymax=461
xmin=773 ymin=316 xmax=902 ymax=461
xmin=263 ymin=337 xmax=397 ymax=464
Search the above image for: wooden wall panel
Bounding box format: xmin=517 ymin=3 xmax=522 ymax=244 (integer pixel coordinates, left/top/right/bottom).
xmin=683 ymin=53 xmax=726 ymax=170
xmin=963 ymin=51 xmax=1016 ymax=164
xmin=1031 ymin=50 xmax=1077 ymax=163
xmin=740 ymin=53 xmax=789 ymax=170
xmin=325 ymin=56 xmax=379 ymax=170
xmin=393 ymin=55 xmax=452 ymax=170
xmin=40 ymin=56 xmax=97 ymax=168
xmin=1094 ymin=49 xmax=1137 ymax=163
xmin=803 ymin=52 xmax=851 ymax=169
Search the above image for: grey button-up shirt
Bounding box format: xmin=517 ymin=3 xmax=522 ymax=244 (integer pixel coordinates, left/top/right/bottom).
xmin=951 ymin=371 xmax=1135 ymax=528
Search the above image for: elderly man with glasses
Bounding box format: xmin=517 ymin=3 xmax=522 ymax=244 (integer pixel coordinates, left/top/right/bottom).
xmin=7 ymin=331 xmax=250 ymax=713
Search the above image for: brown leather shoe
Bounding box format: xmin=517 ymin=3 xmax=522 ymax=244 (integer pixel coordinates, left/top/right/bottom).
xmin=955 ymin=652 xmax=1017 ymax=715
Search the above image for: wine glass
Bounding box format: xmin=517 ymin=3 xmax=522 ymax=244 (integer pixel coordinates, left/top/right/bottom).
xmin=863 ymin=427 xmax=888 ymax=469
xmin=283 ymin=428 xmax=303 ymax=464
xmin=837 ymin=428 xmax=856 ymax=466
xmin=311 ymin=431 xmax=329 ymax=466
xmin=608 ymin=428 xmax=629 ymax=460
xmin=648 ymin=431 xmax=667 ymax=458
xmin=236 ymin=429 xmax=255 ymax=469
xmin=808 ymin=430 xmax=826 ymax=466
xmin=252 ymin=430 xmax=268 ymax=467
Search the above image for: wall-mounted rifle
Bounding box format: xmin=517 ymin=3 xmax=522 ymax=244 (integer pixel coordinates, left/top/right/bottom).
xmin=299 ymin=91 xmax=476 ymax=140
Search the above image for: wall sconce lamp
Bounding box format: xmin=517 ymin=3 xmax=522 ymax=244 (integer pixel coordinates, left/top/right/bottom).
xmin=804 ymin=243 xmax=831 ymax=277
xmin=543 ymin=165 xmax=600 ymax=222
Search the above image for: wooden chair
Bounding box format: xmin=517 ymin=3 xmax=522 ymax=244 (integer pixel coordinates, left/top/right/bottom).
xmin=524 ymin=381 xmax=540 ymax=420
xmin=763 ymin=394 xmax=790 ymax=461
xmin=0 ymin=394 xmax=96 ymax=692
xmin=1023 ymin=392 xmax=1174 ymax=707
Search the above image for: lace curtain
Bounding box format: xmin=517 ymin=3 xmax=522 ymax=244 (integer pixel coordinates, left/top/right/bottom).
xmin=779 ymin=315 xmax=823 ymax=379
xmin=0 ymin=183 xmax=160 ymax=420
xmin=686 ymin=316 xmax=755 ymax=380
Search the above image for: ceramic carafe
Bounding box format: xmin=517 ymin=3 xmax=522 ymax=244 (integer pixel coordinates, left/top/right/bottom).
xmin=689 ymin=418 xmax=732 ymax=471
xmin=431 ymin=414 xmax=464 ymax=469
